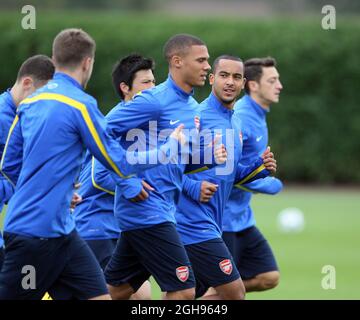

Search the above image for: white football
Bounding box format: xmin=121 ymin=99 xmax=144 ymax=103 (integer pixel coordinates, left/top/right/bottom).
xmin=277 ymin=207 xmax=305 ymax=233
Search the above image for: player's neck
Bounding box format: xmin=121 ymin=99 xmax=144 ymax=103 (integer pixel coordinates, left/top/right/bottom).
xmin=222 ymin=99 xmax=235 ymax=110
xmin=56 ymin=68 xmax=85 ymax=88
xmin=213 ymin=91 xmax=234 ymax=110
xmin=169 ymin=72 xmax=193 ymax=94
xmin=10 ymin=85 xmax=24 ymax=107
xmin=250 ymin=94 xmax=270 ymax=111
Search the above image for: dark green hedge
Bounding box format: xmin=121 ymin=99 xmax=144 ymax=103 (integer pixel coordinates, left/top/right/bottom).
xmin=1 ymin=11 xmax=359 ymax=183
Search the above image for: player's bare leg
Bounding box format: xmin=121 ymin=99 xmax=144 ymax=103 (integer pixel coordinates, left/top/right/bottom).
xmin=202 ymin=279 xmax=245 ymax=300
xmin=203 ymin=271 xmax=279 ymax=298
xmin=130 ymin=280 xmax=152 ymax=300
xmin=108 ymin=283 xmax=134 ymax=300
xmin=200 ymin=287 xmax=218 ymax=300
xmin=164 ymin=288 xmax=195 ymax=300
xmin=89 ymin=294 xmax=112 ymax=300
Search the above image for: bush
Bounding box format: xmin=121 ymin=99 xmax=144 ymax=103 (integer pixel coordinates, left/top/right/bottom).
xmin=1 ymin=12 xmax=359 ymax=183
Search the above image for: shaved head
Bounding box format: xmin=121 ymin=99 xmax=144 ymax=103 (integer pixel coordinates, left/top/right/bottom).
xmin=163 ymin=34 xmax=205 ymax=62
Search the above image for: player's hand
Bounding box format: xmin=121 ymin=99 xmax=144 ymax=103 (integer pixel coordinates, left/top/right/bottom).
xmin=206 ymin=134 xmax=227 ymax=165
xmin=170 ymin=124 xmax=186 ymax=146
xmin=131 ymin=180 xmax=155 ymax=202
xmin=200 ymin=181 xmax=218 ymax=202
xmin=261 ymin=146 xmax=277 ymax=174
xmin=214 ymin=144 xmax=227 ymax=164
xmin=213 ymin=134 xmax=227 ymax=164
xmin=74 ymin=182 xmax=81 ymax=189
xmin=70 ymin=192 xmax=82 ymax=209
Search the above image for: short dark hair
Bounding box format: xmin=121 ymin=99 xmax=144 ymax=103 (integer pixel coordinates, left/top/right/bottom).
xmin=212 ymin=55 xmax=243 ymax=73
xmin=163 ymin=34 xmax=206 ymax=62
xmin=52 ymin=28 xmax=96 ymax=69
xmin=16 ymin=54 xmax=55 ymax=85
xmin=244 ymin=57 xmax=276 ymax=94
xmin=111 ymin=54 xmax=154 ymax=100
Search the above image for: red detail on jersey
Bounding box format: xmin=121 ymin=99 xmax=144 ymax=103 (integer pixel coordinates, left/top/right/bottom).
xmin=239 ymin=131 xmax=243 ymax=144
xmin=219 ymin=259 xmax=233 ymax=275
xmin=176 ymin=266 xmax=189 ymax=282
xmin=194 ymin=116 xmax=200 ymax=131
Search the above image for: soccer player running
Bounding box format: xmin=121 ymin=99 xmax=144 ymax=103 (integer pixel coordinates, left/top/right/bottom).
xmin=0 ymin=55 xmax=55 ymax=269
xmin=176 ymin=55 xmax=277 ymax=300
xmin=0 ymin=29 xmax=183 ymax=300
xmin=221 ymin=57 xmax=283 ymax=292
xmin=97 ymin=34 xmax=225 ymax=300
xmin=74 ymin=54 xmax=156 ymax=299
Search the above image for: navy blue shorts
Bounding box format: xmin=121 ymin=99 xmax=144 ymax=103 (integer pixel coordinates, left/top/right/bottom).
xmin=185 ymin=238 xmax=240 ymax=298
xmin=105 ymin=222 xmax=195 ymax=292
xmin=86 ymin=239 xmax=117 ymax=270
xmin=222 ymin=226 xmax=278 ymax=280
xmin=0 ymin=230 xmax=108 ymax=300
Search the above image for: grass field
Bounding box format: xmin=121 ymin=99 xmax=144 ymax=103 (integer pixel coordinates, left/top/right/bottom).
xmin=1 ymin=186 xmax=360 ymax=300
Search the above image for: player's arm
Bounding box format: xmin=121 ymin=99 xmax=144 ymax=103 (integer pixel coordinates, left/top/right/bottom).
xmin=104 ymin=92 xmax=161 ymax=138
xmin=234 ymin=158 xmax=269 ymax=186
xmin=75 ymin=98 xmax=180 ymax=178
xmin=92 ymin=94 xmax=163 ymax=200
xmin=91 ymin=156 xmax=116 ymax=195
xmin=0 ymin=115 xmax=23 ymax=187
xmin=0 ymin=175 xmax=15 ymax=203
xmin=182 ymin=175 xmax=218 ymax=203
xmin=92 ymin=156 xmax=147 ymax=200
xmin=236 ymin=176 xmax=283 ymax=194
xmin=182 ymin=175 xmax=202 ymax=201
xmin=184 ymin=130 xmax=227 ymax=174
xmin=234 ymin=147 xmax=277 ymax=186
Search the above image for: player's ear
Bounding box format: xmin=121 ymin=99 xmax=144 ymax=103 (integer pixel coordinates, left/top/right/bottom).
xmin=171 ymin=55 xmax=183 ymax=69
xmin=242 ymin=78 xmax=247 ymax=89
xmin=209 ymin=73 xmax=215 ymax=85
xmin=120 ymin=82 xmax=130 ymax=97
xmin=248 ymin=80 xmax=258 ymax=92
xmin=21 ymin=76 xmax=33 ymax=89
xmin=82 ymin=57 xmax=92 ymax=72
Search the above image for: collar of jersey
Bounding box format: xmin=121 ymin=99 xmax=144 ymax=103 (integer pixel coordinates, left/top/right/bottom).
xmin=209 ymin=92 xmax=234 ymax=117
xmin=5 ymin=89 xmax=17 ymax=112
xmin=166 ymin=75 xmax=194 ymax=99
xmin=53 ymin=72 xmax=83 ymax=91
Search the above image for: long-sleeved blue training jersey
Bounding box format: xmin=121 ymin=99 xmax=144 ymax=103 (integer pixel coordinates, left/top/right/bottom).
xmin=0 ymin=72 xmax=177 ymax=238
xmin=175 ymin=93 xmax=270 ymax=245
xmin=0 ymin=89 xmax=17 ymax=247
xmin=93 ymin=75 xmax=209 ymax=231
xmin=0 ymin=90 xmax=17 ymax=159
xmin=222 ymin=94 xmax=283 ymax=232
xmin=73 ymin=104 xmax=128 ymax=240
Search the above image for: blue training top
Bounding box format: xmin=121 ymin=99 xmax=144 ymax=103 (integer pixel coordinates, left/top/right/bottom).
xmin=176 ymin=93 xmax=270 ymax=245
xmin=0 ymin=89 xmax=17 ymax=247
xmin=223 ymin=94 xmax=283 ymax=233
xmin=93 ymin=75 xmax=211 ymax=231
xmin=1 ymin=72 xmax=176 ymax=238
xmin=73 ymin=104 xmax=129 ymax=240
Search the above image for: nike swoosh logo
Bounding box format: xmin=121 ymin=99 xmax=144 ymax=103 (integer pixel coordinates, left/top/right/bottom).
xmin=170 ymin=120 xmax=180 ymax=125
xmin=256 ymin=136 xmax=263 ymax=142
